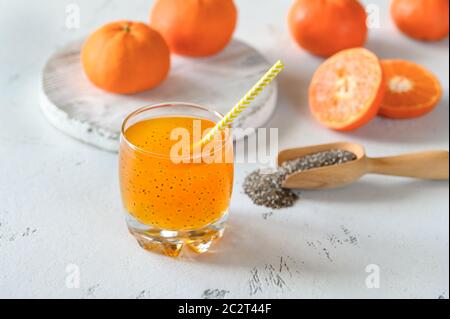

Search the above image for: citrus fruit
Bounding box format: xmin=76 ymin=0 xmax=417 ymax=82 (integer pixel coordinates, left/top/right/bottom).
xmin=81 ymin=21 xmax=170 ymax=94
xmin=288 ymin=0 xmax=368 ymax=58
xmin=391 ymin=0 xmax=449 ymax=41
xmin=150 ymin=0 xmax=237 ymax=57
xmin=379 ymin=60 xmax=442 ymax=119
xmin=309 ymin=48 xmax=385 ymax=131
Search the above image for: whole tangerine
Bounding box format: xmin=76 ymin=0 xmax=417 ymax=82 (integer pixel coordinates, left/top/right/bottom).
xmin=288 ymin=0 xmax=368 ymax=58
xmin=81 ymin=21 xmax=170 ymax=94
xmin=150 ymin=0 xmax=238 ymax=57
xmin=391 ymin=0 xmax=449 ymax=41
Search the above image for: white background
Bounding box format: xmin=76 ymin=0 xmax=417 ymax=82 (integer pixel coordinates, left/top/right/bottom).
xmin=0 ymin=0 xmax=448 ymax=298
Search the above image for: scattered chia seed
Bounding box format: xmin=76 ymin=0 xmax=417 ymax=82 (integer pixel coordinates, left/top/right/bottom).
xmin=243 ymin=149 xmax=357 ymax=209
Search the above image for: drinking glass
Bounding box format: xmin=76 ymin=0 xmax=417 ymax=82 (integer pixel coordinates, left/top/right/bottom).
xmin=119 ymin=103 xmax=234 ymax=256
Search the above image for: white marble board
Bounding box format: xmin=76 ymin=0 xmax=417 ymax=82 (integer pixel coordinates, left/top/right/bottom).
xmin=40 ymin=38 xmax=278 ymax=152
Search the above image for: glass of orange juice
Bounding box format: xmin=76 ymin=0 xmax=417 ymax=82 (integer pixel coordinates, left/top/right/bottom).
xmin=119 ymin=103 xmax=234 ymax=257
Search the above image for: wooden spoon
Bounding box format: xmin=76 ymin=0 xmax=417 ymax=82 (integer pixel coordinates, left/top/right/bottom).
xmin=278 ymin=142 xmax=449 ymax=190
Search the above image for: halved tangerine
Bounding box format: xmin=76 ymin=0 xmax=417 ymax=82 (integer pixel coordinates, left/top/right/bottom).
xmin=379 ymin=60 xmax=442 ymax=119
xmin=309 ymin=48 xmax=385 ymax=131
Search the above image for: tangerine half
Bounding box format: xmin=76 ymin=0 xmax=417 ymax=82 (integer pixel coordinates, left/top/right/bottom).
xmin=379 ymin=60 xmax=442 ymax=119
xmin=309 ymin=48 xmax=385 ymax=131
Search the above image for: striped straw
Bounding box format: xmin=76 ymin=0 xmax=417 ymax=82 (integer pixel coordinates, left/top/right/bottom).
xmin=200 ymin=60 xmax=284 ymax=144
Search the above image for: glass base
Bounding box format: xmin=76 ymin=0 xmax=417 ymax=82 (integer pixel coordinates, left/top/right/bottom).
xmin=126 ymin=211 xmax=228 ymax=257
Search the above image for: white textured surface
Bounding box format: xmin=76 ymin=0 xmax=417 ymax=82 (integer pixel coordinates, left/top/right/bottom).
xmin=40 ymin=38 xmax=277 ymax=151
xmin=0 ymin=0 xmax=448 ymax=299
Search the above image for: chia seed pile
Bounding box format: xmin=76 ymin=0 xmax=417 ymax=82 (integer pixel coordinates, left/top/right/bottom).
xmin=243 ymin=149 xmax=357 ymax=209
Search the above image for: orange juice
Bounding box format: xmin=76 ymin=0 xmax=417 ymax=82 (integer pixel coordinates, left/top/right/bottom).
xmin=119 ymin=116 xmax=234 ymax=231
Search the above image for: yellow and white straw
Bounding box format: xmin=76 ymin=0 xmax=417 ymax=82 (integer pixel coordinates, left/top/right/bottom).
xmin=201 ymin=60 xmax=284 ymax=144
